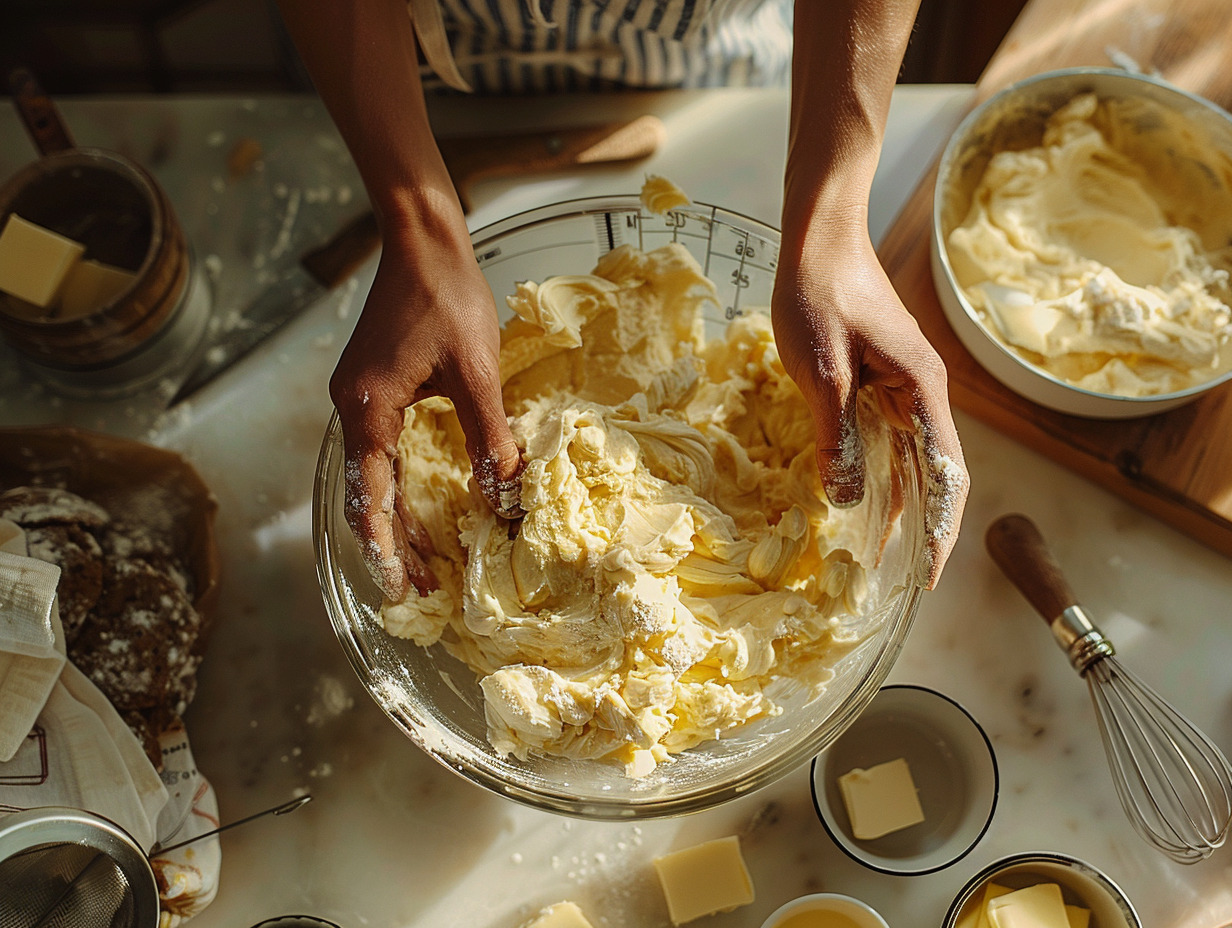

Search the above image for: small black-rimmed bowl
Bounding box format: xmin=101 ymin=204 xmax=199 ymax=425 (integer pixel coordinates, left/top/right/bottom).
xmin=810 ymin=684 xmax=998 ymax=875
xmin=942 ymin=852 xmax=1141 ymax=928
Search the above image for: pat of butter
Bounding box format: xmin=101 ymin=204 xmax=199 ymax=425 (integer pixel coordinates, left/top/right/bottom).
xmin=837 ymin=757 xmax=925 ymax=840
xmin=1063 ymin=904 xmax=1091 ymax=928
xmin=521 ymin=901 xmax=595 ymax=928
xmin=986 ymin=883 xmax=1071 ymax=928
xmin=0 ymin=214 xmax=85 ymax=309
xmin=57 ymin=258 xmax=136 ymax=319
xmin=653 ymin=835 xmax=755 ymax=925
xmin=955 ymin=882 xmax=1013 ymax=928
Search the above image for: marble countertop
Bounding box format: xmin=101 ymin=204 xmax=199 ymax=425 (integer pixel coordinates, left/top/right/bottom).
xmin=2 ymin=84 xmax=1231 ymax=928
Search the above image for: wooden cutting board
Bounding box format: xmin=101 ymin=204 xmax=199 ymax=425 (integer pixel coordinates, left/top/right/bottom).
xmin=879 ymin=0 xmax=1232 ymax=557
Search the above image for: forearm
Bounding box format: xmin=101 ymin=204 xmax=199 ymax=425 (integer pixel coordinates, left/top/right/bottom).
xmin=783 ymin=0 xmax=921 ymax=244
xmin=275 ymin=0 xmax=466 ymax=247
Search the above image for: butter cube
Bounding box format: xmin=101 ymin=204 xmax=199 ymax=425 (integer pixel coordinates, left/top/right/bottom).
xmin=57 ymin=258 xmax=136 ymax=318
xmin=987 ymin=883 xmax=1071 ymax=928
xmin=521 ymin=901 xmax=595 ymax=928
xmin=0 ymin=214 xmax=84 ymax=308
xmin=653 ymin=835 xmax=754 ymax=925
xmin=955 ymin=882 xmax=1013 ymax=928
xmin=1064 ymin=904 xmax=1091 ymax=928
xmin=837 ymin=757 xmax=925 ymax=840
xmin=975 ymin=883 xmax=1014 ymax=928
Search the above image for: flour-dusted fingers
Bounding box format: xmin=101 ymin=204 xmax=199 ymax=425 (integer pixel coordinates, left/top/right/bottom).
xmin=910 ymin=404 xmax=969 ymax=590
xmin=812 ymin=389 xmax=866 ymax=509
xmin=391 ymin=471 xmax=438 ymax=560
xmin=448 ymin=352 xmax=525 ymax=520
xmin=341 ymin=439 xmax=407 ymax=602
xmin=390 ymin=488 xmax=439 ymax=595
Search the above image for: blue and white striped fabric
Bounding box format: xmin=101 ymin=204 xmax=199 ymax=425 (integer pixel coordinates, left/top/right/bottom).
xmin=408 ymin=0 xmax=794 ymax=94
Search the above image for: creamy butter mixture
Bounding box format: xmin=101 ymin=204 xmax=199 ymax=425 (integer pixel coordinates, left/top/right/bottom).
xmin=382 ymin=243 xmax=898 ymax=776
xmin=947 ymin=92 xmax=1232 ymax=396
xmin=639 ymin=174 xmax=691 ymax=214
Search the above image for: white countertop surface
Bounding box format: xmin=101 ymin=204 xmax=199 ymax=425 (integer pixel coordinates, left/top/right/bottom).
xmin=2 ymin=84 xmax=1232 ymax=928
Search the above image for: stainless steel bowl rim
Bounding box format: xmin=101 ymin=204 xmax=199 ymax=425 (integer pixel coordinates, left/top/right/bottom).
xmin=0 ymin=805 xmax=161 ymax=928
xmin=931 ymin=66 xmax=1232 ymax=415
xmin=942 ymin=850 xmax=1142 ymax=928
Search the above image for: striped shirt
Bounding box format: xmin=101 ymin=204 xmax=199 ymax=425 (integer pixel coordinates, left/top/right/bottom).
xmin=408 ymin=0 xmax=794 ymax=94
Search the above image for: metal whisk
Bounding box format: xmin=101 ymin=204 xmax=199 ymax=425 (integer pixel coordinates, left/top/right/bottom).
xmin=985 ymin=513 xmax=1232 ymax=864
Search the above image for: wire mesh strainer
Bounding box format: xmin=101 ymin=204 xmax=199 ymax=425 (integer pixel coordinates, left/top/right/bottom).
xmin=0 ymin=807 xmax=159 ymax=928
xmin=0 ymin=797 xmax=312 ymax=928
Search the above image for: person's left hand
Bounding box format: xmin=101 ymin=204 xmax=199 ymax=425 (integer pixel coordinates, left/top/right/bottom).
xmin=771 ymin=221 xmax=969 ymax=589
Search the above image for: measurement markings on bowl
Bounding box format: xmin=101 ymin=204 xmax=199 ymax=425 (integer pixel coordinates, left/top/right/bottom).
xmin=617 ymin=206 xmax=780 ymax=321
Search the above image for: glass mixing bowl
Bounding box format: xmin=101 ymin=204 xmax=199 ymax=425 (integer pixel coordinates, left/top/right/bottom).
xmin=313 ymin=196 xmax=928 ymax=819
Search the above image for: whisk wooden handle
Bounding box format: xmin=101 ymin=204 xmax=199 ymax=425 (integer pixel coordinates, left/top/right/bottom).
xmin=985 ymin=513 xmax=1080 ymax=622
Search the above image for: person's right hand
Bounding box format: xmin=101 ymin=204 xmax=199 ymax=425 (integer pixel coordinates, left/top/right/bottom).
xmin=330 ymin=219 xmax=523 ymax=603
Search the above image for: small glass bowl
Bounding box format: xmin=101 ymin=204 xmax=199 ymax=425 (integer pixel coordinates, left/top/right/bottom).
xmin=760 ymin=893 xmax=890 ymax=928
xmin=942 ymin=852 xmax=1141 ymax=928
xmin=313 ymin=197 xmax=931 ymax=820
xmin=810 ymin=684 xmax=998 ymax=875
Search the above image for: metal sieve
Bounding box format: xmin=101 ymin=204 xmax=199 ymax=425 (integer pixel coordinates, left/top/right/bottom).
xmin=0 ymin=807 xmax=159 ymax=928
xmin=0 ymin=797 xmax=311 ymax=928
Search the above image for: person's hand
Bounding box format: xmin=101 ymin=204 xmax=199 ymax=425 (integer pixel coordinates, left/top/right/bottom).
xmin=771 ymin=222 xmax=969 ymax=589
xmin=330 ymin=223 xmax=523 ymax=603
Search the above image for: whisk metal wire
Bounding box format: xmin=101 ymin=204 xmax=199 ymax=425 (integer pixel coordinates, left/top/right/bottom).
xmin=1086 ymin=655 xmax=1232 ymax=864
xmin=985 ymin=513 xmax=1232 ymax=866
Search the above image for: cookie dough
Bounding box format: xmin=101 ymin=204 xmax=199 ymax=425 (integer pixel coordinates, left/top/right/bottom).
xmin=947 ymin=92 xmax=1232 ymax=396
xmin=382 ymin=242 xmax=900 ymax=776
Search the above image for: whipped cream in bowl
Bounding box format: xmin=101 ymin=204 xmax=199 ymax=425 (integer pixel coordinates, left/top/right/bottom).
xmin=315 ymin=197 xmax=930 ymax=819
xmin=932 ymin=68 xmax=1232 ymax=418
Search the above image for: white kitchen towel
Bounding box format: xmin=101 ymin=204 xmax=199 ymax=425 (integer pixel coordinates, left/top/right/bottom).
xmin=151 ymin=727 xmax=222 ymax=926
xmin=0 ymin=519 xmax=167 ymax=847
xmin=0 ymin=518 xmax=67 ymax=762
xmin=0 ymin=518 xmax=221 ymax=923
xmin=26 ymin=661 xmax=169 ymax=848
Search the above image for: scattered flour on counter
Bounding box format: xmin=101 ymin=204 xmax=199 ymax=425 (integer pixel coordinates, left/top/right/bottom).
xmin=306 ymin=674 xmax=354 ymax=726
xmin=269 ymin=188 xmax=302 ymax=261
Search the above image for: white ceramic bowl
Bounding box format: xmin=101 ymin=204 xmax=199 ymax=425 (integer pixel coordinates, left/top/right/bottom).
xmin=942 ymin=852 xmax=1141 ymax=928
xmin=931 ymin=67 xmax=1232 ymax=418
xmin=760 ymin=893 xmax=889 ymax=928
xmin=811 ymin=684 xmax=998 ymax=875
xmin=314 ymin=196 xmax=930 ymax=819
